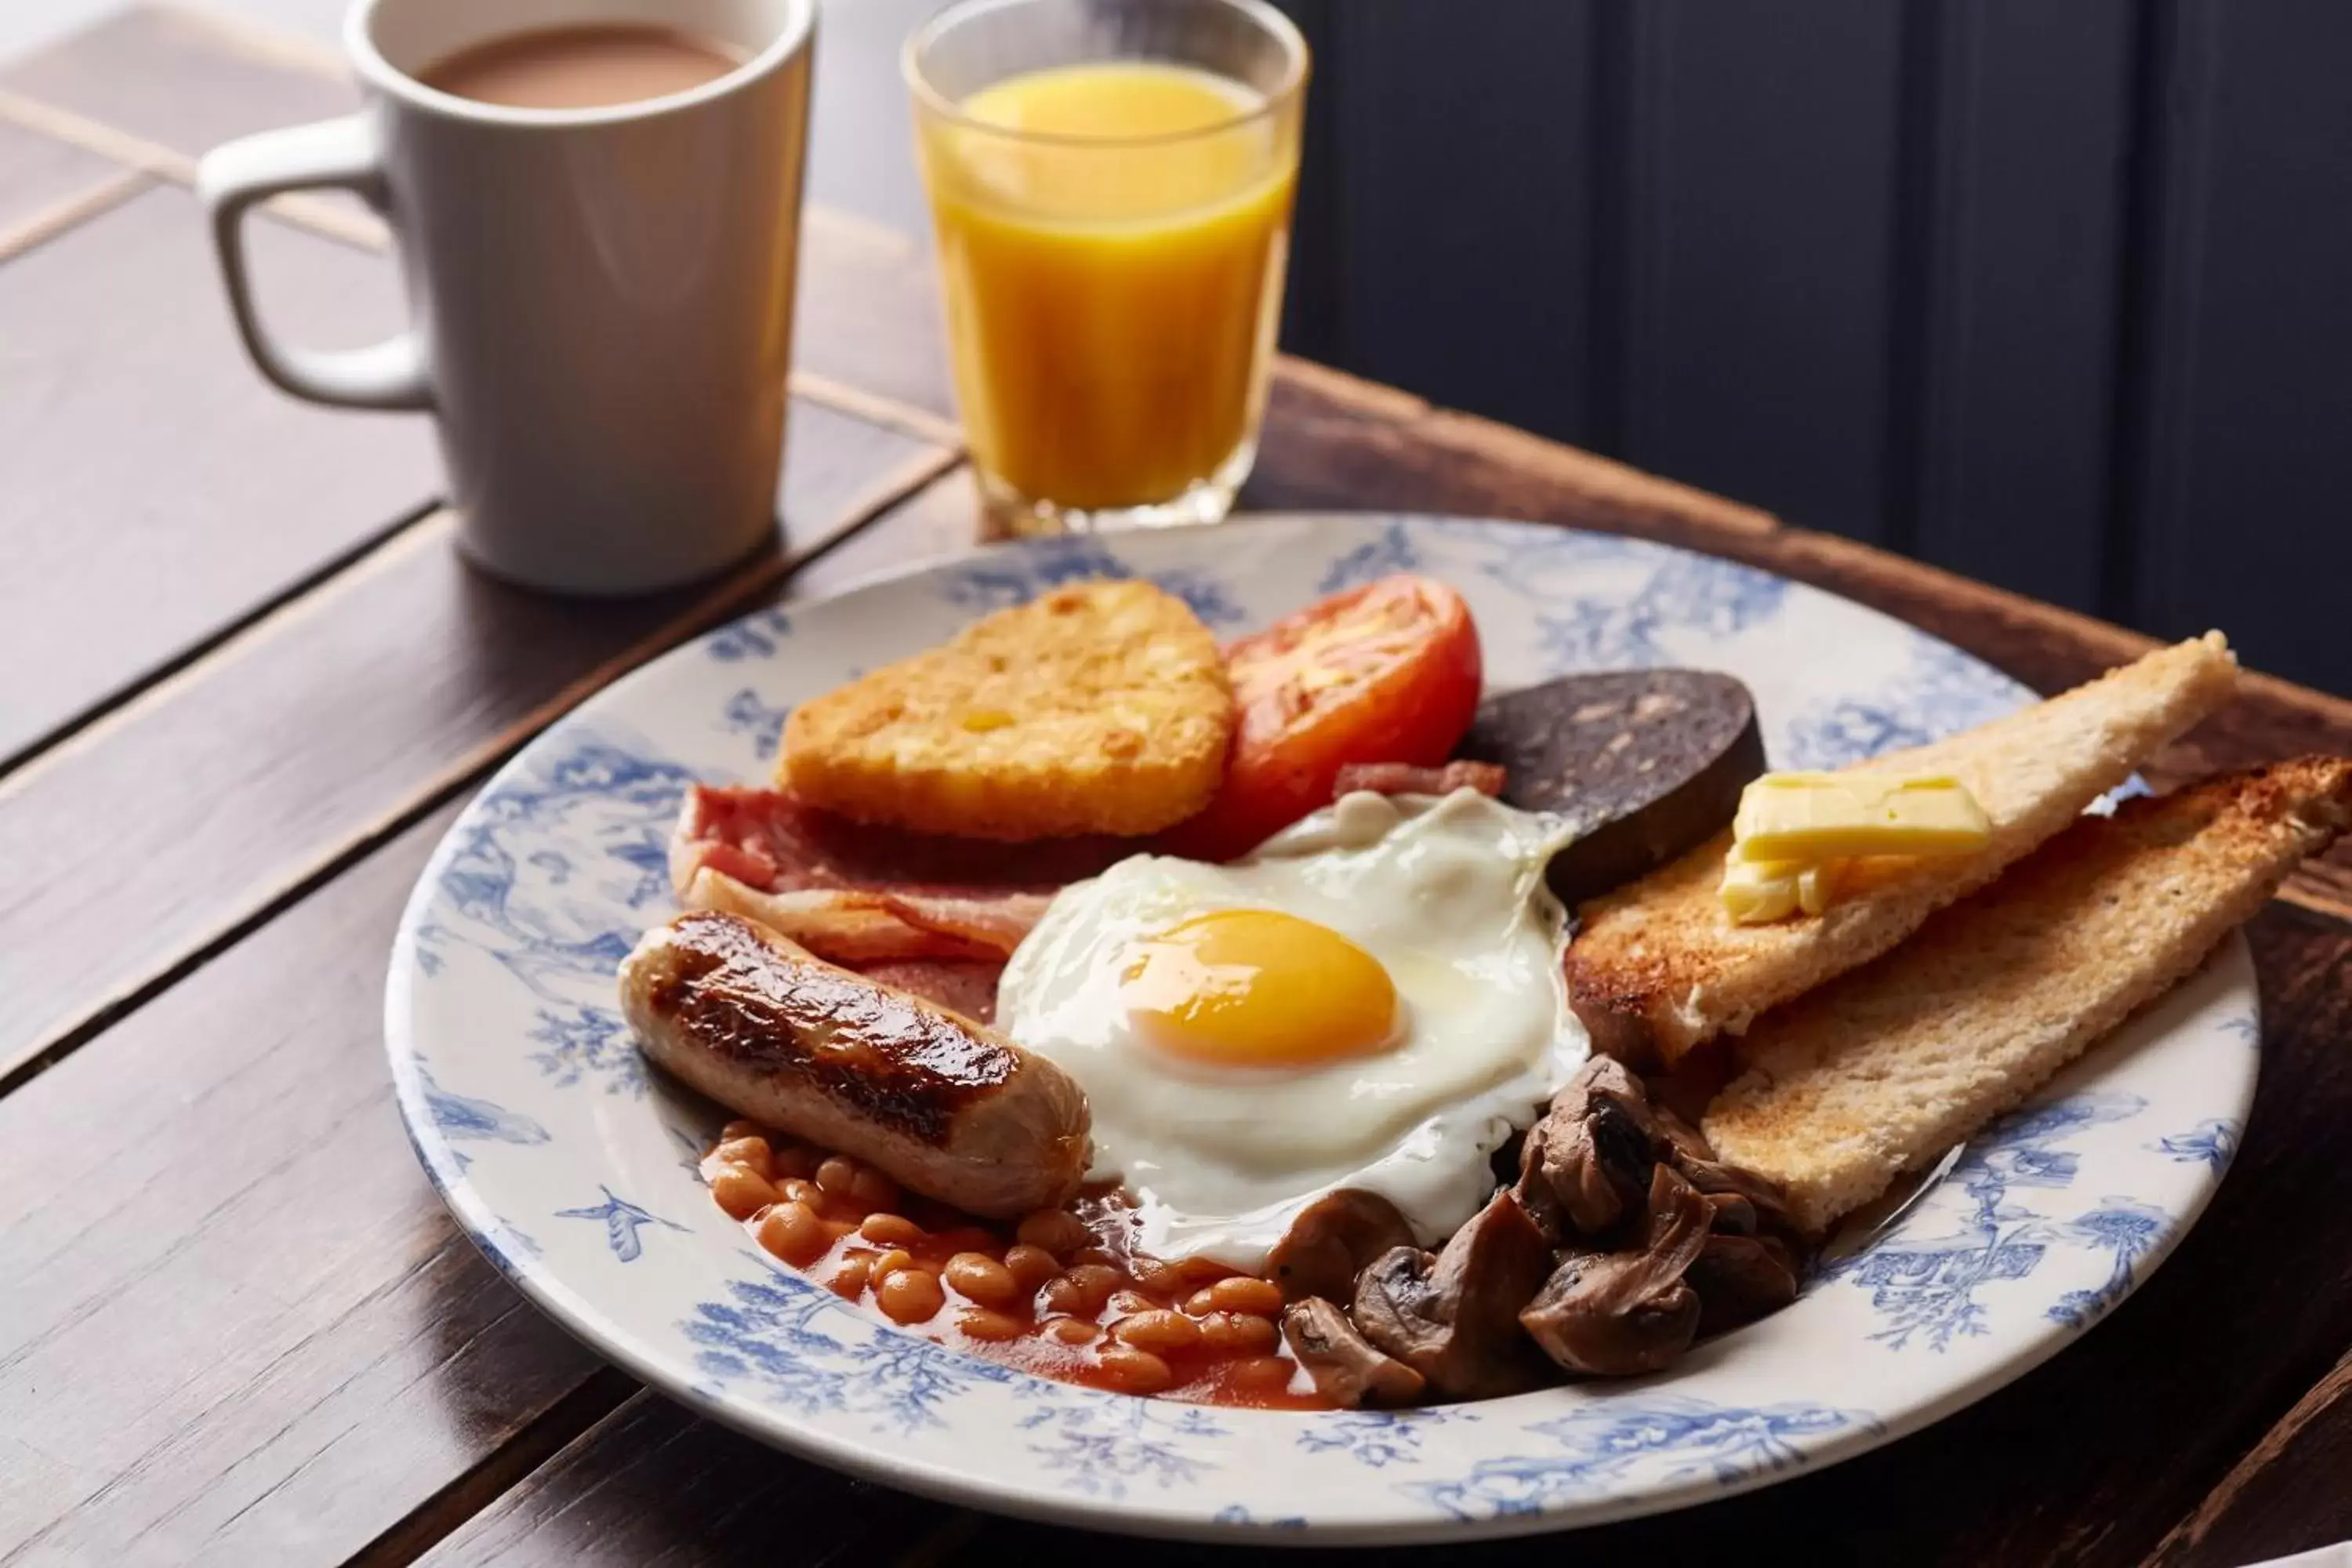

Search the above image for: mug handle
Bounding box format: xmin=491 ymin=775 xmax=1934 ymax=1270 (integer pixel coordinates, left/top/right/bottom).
xmin=197 ymin=114 xmax=434 ymax=411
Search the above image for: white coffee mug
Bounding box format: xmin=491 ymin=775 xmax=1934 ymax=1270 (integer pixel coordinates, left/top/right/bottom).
xmin=198 ymin=0 xmax=816 ymax=595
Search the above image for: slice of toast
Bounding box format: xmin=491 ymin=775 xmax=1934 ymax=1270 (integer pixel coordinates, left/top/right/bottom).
xmin=1702 ymin=757 xmax=2352 ymax=1234
xmin=1567 ymin=633 xmax=2239 ymax=1065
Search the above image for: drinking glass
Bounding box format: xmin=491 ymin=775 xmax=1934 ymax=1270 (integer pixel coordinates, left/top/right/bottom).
xmin=905 ymin=0 xmax=1308 ymax=537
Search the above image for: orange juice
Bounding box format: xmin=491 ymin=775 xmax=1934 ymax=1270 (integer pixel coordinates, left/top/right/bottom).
xmin=917 ymin=61 xmax=1299 ymax=515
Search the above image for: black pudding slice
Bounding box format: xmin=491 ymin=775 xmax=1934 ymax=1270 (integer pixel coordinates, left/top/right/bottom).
xmin=1460 ymin=669 xmax=1766 ymax=906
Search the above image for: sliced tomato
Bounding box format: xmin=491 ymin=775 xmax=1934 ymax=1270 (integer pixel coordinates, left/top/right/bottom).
xmin=1163 ymin=574 xmax=1483 ymax=861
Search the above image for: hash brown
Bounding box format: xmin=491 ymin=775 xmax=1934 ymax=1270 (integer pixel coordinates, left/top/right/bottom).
xmin=780 ymin=581 xmax=1236 ymax=840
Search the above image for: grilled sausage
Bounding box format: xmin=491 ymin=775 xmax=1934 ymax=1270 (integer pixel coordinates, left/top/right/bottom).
xmin=619 ymin=911 xmax=1091 ymax=1217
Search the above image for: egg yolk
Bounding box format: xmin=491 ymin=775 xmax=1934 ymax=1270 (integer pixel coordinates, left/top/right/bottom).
xmin=1118 ymin=909 xmax=1401 ymax=1067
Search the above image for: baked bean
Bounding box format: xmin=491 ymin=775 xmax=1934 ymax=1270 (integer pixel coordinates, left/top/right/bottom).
xmin=756 ymin=1200 xmax=829 ymax=1266
xmin=1044 ymin=1316 xmax=1100 ymax=1345
xmin=712 ymin=1136 xmax=772 ymax=1178
xmin=833 ymin=1250 xmax=878 ymax=1296
xmin=1108 ymin=1288 xmax=1158 ymax=1316
xmin=957 ymin=1307 xmax=1026 ymax=1341
xmin=877 ymin=1267 xmax=946 ymax=1325
xmin=1014 ymin=1208 xmax=1090 ymax=1256
xmin=1070 ymin=1246 xmax=1120 ymax=1269
xmin=1207 ymin=1276 xmax=1287 ymax=1317
xmin=815 ymin=1155 xmax=866 ymax=1205
xmin=1004 ymin=1244 xmax=1061 ymax=1293
xmin=1200 ymin=1310 xmax=1279 ymax=1355
xmin=1097 ymin=1345 xmax=1174 ymax=1395
xmin=720 ymin=1118 xmax=764 ymax=1142
xmin=1231 ymin=1354 xmax=1297 ymax=1392
xmin=710 ymin=1163 xmax=777 ymax=1220
xmin=848 ymin=1165 xmax=900 ymax=1213
xmin=869 ymin=1248 xmax=916 ymax=1284
xmin=859 ymin=1213 xmax=926 ymax=1247
xmin=768 ymin=1143 xmax=818 ymax=1180
xmin=1127 ymin=1256 xmax=1185 ymax=1294
xmin=1109 ymin=1310 xmax=1203 ymax=1356
xmin=778 ymin=1176 xmax=824 ymax=1209
xmin=1183 ymin=1287 xmax=1219 ymax=1318
xmin=1040 ymin=1264 xmax=1120 ymax=1316
xmin=944 ymin=1253 xmax=1022 ymax=1308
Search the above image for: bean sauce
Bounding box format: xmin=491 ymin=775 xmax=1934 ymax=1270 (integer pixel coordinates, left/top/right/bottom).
xmin=702 ymin=1125 xmax=1327 ymax=1409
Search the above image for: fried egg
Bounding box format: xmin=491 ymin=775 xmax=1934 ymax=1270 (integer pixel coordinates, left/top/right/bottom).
xmin=994 ymin=788 xmax=1587 ymax=1272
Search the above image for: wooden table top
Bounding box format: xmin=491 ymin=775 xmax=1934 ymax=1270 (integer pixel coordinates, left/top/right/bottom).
xmin=3 ymin=10 xmax=2350 ymax=1566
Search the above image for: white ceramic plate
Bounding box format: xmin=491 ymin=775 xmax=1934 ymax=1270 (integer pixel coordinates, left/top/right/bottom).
xmin=387 ymin=515 xmax=2257 ymax=1545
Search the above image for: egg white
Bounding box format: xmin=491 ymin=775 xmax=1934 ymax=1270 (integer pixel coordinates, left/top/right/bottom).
xmin=994 ymin=789 xmax=1588 ymax=1272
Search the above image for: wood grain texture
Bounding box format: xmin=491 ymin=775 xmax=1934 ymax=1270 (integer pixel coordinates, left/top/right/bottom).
xmin=0 ymin=5 xmax=354 ymax=162
xmin=0 ymin=804 xmax=630 ymax=1568
xmin=1252 ymin=357 xmax=1780 ymax=546
xmin=0 ymin=115 xmax=138 ymax=245
xmin=937 ymin=906 xmax=2352 ymax=1567
xmin=412 ymin=1395 xmax=955 ymax=1568
xmin=786 ymin=464 xmax=981 ymax=601
xmin=5 ymin=16 xmax=2350 ymax=1568
xmin=0 ymin=183 xmax=437 ymax=767
xmin=0 ymin=8 xmax=964 ymax=444
xmin=793 ymin=206 xmax=957 ymax=427
xmin=0 ymin=401 xmax=949 ymax=1086
xmin=2150 ymin=1339 xmax=2352 ymax=1568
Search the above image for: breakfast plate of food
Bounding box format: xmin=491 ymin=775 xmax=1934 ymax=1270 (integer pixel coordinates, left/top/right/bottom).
xmin=386 ymin=514 xmax=2350 ymax=1543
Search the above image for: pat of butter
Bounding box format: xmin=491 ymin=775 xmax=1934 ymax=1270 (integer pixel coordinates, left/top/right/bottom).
xmin=1730 ymin=772 xmax=1991 ymax=864
xmin=1720 ymin=857 xmax=1804 ymax=924
xmin=1720 ymin=858 xmax=1842 ymax=924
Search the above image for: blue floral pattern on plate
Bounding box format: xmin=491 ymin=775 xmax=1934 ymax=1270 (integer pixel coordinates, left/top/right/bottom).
xmin=384 ymin=514 xmax=2260 ymax=1544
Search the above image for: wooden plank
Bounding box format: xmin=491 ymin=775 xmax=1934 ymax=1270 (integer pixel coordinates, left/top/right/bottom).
xmin=0 ymin=5 xmax=354 ymax=163
xmin=787 ymin=464 xmax=979 ymax=600
xmin=934 ymin=905 xmax=2352 ymax=1566
xmin=0 ymin=5 xmax=966 ymax=440
xmin=0 ymin=478 xmax=971 ymax=1566
xmin=0 ymin=115 xmax=138 ymax=246
xmin=793 ymin=206 xmax=958 ymax=430
xmin=0 ymin=401 xmax=950 ymax=1087
xmin=410 ymin=1395 xmax=958 ymax=1568
xmin=1323 ymin=1 xmax=1599 ymax=443
xmin=2149 ymin=1340 xmax=2352 ymax=1567
xmin=2124 ymin=0 xmax=2352 ymax=697
xmin=1251 ymin=356 xmax=1780 ymax=546
xmin=0 ymin=182 xmax=437 ymax=765
xmin=0 ymin=804 xmax=634 ymax=1568
xmin=1908 ymin=0 xmax=2136 ymax=612
xmin=1617 ymin=0 xmax=1907 ymax=543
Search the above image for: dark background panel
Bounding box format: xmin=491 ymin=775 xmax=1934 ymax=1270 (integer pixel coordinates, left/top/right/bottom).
xmin=2125 ymin=0 xmax=2352 ymax=691
xmin=1908 ymin=0 xmax=2136 ymax=612
xmin=1272 ymin=0 xmax=2352 ymax=697
xmin=1322 ymin=0 xmax=1600 ymax=444
xmin=1614 ymin=0 xmax=1910 ymax=547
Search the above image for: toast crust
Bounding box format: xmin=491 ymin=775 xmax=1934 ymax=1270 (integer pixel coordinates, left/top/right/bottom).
xmin=1569 ymin=633 xmax=2239 ymax=1065
xmin=1702 ymin=757 xmax=2352 ymax=1233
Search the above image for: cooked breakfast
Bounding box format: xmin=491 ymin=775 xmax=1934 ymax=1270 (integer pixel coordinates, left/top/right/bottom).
xmin=617 ymin=571 xmax=2350 ymax=1412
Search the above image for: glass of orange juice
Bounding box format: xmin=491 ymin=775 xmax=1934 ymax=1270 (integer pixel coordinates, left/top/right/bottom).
xmin=904 ymin=0 xmax=1308 ymax=537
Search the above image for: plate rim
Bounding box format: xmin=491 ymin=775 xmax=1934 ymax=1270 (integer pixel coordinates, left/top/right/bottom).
xmin=384 ymin=511 xmax=2259 ymax=1544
